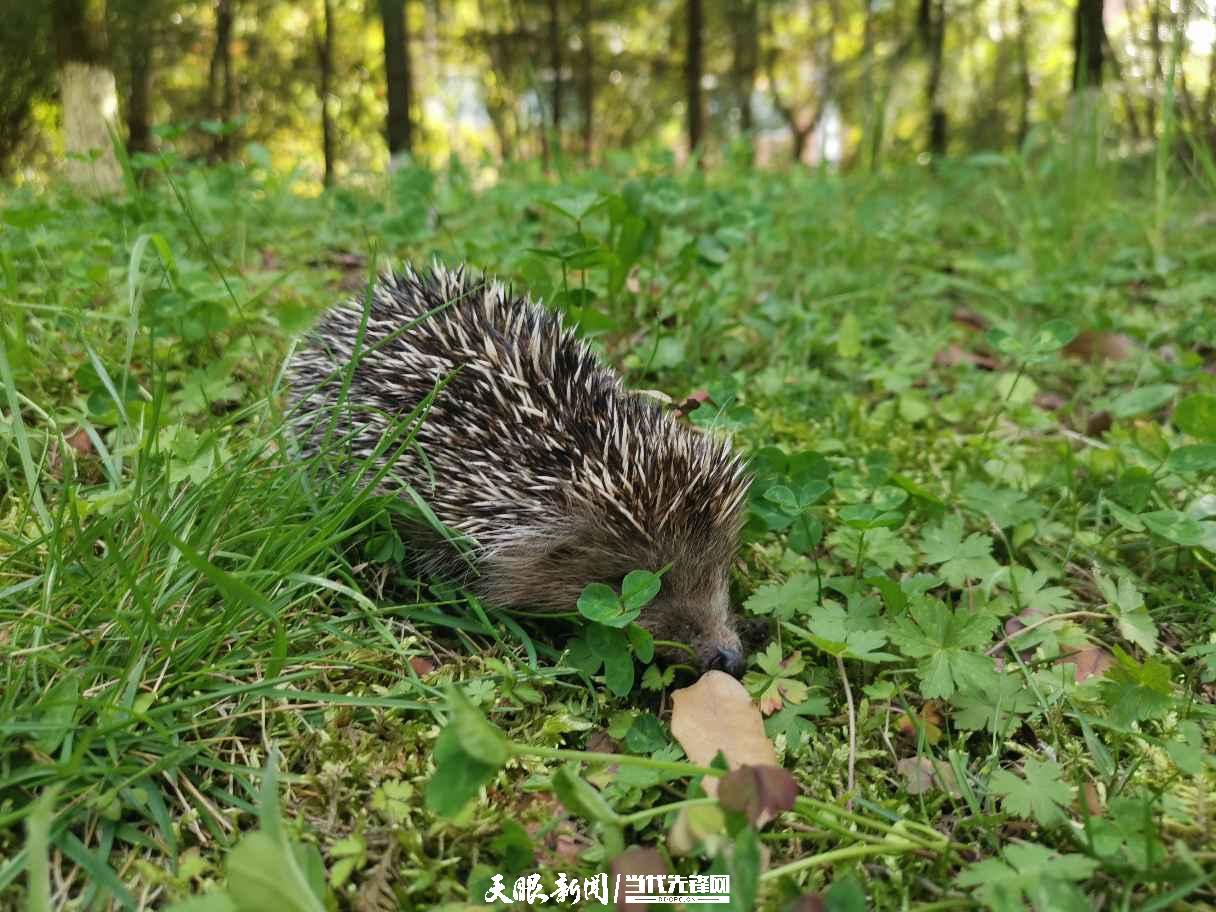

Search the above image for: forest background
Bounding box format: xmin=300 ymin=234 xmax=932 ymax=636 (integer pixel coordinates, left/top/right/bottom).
xmin=5 ymin=0 xmax=1216 ymax=184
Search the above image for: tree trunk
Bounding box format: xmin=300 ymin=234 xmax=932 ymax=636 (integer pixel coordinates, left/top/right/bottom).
xmin=1015 ymin=0 xmax=1031 ymax=143
xmin=318 ymin=0 xmax=335 ymax=186
xmin=1205 ymin=4 xmax=1216 ymax=150
xmin=1071 ymin=0 xmax=1105 ymax=91
xmin=731 ymin=0 xmax=758 ymax=131
xmin=579 ymin=0 xmax=593 ymax=158
xmin=686 ymin=0 xmax=704 ymax=156
xmin=208 ymin=0 xmax=235 ymax=160
xmin=52 ymin=0 xmax=123 ymax=193
xmin=380 ymin=0 xmax=414 ymax=164
xmin=127 ymin=23 xmax=152 ymax=155
xmin=919 ymin=0 xmax=948 ymax=158
xmin=548 ymin=0 xmax=562 ymax=149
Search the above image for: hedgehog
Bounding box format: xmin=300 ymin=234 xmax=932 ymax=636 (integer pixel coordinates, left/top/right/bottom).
xmin=286 ymin=263 xmax=751 ymax=675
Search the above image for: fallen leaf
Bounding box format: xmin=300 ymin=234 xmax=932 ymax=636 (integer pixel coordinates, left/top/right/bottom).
xmin=66 ymin=428 xmax=94 ymax=455
xmin=897 ymin=756 xmax=961 ymax=797
xmin=895 ymin=703 xmax=943 ymax=745
xmin=1057 ymin=645 xmax=1114 ymax=683
xmin=1035 ymin=392 xmax=1067 ymax=411
xmin=409 ymin=656 xmax=437 ymax=676
xmin=952 ymin=307 xmax=990 ymax=331
xmin=1086 ymin=411 xmax=1113 ymax=437
xmin=1064 ymin=330 xmax=1138 ymax=362
xmin=785 ymin=897 xmax=827 ymax=912
xmin=585 ymin=731 xmax=620 ymax=754
xmin=612 ymin=847 xmax=669 ymax=911
xmin=717 ymin=765 xmax=799 ymax=827
xmin=670 ymin=671 xmax=778 ymax=798
xmin=934 ymin=344 xmax=998 ymax=370
xmin=1081 ymin=780 xmax=1104 ymax=817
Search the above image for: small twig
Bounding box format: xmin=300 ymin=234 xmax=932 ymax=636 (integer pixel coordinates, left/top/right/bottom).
xmin=1057 ymin=427 xmax=1110 ymax=449
xmin=985 ymin=611 xmax=1108 ymax=656
xmin=837 ymin=655 xmax=857 ymax=804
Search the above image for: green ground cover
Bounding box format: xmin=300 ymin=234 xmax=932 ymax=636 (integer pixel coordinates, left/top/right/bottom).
xmin=1 ymin=143 xmax=1215 ymax=910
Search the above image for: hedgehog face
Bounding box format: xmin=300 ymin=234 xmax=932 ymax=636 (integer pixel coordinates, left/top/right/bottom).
xmin=636 ymin=566 xmax=745 ymax=677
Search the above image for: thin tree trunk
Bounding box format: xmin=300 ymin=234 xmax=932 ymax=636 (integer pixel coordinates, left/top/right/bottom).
xmin=208 ymin=0 xmax=235 ymax=160
xmin=731 ymin=0 xmax=758 ymax=131
xmin=1015 ymin=0 xmax=1031 ymax=143
xmin=1103 ymin=33 xmax=1145 ymax=140
xmin=1072 ymin=0 xmax=1105 ymax=91
xmin=127 ymin=24 xmax=152 ymax=155
xmin=1205 ymin=3 xmax=1216 ymax=149
xmin=686 ymin=0 xmax=704 ymax=156
xmin=919 ymin=0 xmax=947 ymax=157
xmin=548 ymin=0 xmax=562 ymax=150
xmin=318 ymin=0 xmax=335 ymax=186
xmin=579 ymin=0 xmax=593 ymax=158
xmin=1148 ymin=0 xmax=1161 ymax=129
xmin=380 ymin=0 xmax=414 ymax=161
xmin=52 ymin=0 xmax=123 ymax=193
xmin=862 ymin=0 xmax=881 ymax=168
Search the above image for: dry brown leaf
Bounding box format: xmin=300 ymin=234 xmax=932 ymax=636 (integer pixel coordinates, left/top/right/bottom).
xmin=670 ymin=671 xmax=777 ymax=798
xmin=935 ymin=343 xmax=999 ymax=370
xmin=612 ymin=847 xmax=670 ymax=911
xmin=66 ymin=427 xmax=94 ymax=455
xmin=786 ymin=897 xmax=827 ymax=912
xmin=1064 ymin=330 xmax=1138 ymax=362
xmin=1081 ymin=779 xmax=1104 ymax=817
xmin=896 ymin=756 xmax=961 ymax=797
xmin=408 ymin=656 xmax=436 ymax=676
xmin=1035 ymin=392 xmax=1067 ymax=411
xmin=717 ymin=765 xmax=799 ymax=828
xmin=952 ymin=307 xmax=990 ymax=331
xmin=1057 ymin=645 xmax=1114 ymax=683
xmin=1086 ymin=410 xmax=1113 ymax=437
xmin=585 ymin=731 xmax=620 ymax=754
xmin=895 ymin=703 xmax=943 ymax=745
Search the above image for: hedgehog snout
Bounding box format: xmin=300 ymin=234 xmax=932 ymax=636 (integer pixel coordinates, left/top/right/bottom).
xmin=707 ymin=645 xmax=745 ymax=677
xmin=691 ymin=621 xmax=745 ymax=678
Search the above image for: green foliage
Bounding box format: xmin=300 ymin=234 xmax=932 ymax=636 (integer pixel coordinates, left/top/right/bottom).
xmin=2 ymin=151 xmax=1215 ymax=910
xmin=988 ymin=758 xmax=1075 ymax=827
xmin=888 ymin=598 xmax=1000 ymax=699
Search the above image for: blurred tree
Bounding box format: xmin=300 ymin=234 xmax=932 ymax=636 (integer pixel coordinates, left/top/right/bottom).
xmin=52 ymin=0 xmax=123 ymax=193
xmin=919 ymin=0 xmax=947 ymax=156
xmin=0 ymin=2 xmax=56 ymax=175
xmin=579 ymin=0 xmax=594 ymax=157
xmin=1015 ymin=0 xmax=1031 ymax=143
xmin=729 ymin=0 xmax=758 ymax=131
xmin=208 ymin=0 xmax=237 ymax=160
xmin=1072 ymin=0 xmax=1105 ymax=90
xmin=548 ymin=0 xmax=563 ymax=157
xmin=687 ymin=0 xmax=704 ymax=154
xmin=381 ymin=0 xmax=414 ymax=161
xmin=318 ymin=0 xmax=336 ymax=185
xmin=108 ymin=0 xmax=163 ymax=156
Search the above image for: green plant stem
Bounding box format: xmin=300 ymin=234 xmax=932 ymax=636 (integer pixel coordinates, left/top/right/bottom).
xmin=979 ymin=359 xmax=1027 ymax=447
xmin=793 ymin=797 xmax=951 ymax=850
xmin=984 ymin=610 xmax=1106 ymax=657
xmin=617 ymin=796 xmax=718 ymax=826
xmin=509 ymin=743 xmax=725 ymax=779
xmin=759 ymin=841 xmax=927 ymax=882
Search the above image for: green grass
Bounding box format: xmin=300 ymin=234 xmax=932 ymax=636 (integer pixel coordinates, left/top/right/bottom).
xmin=1 ymin=140 xmax=1215 ymax=911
